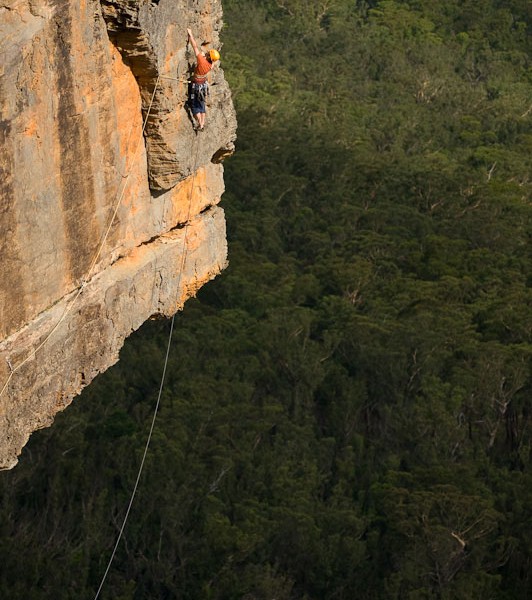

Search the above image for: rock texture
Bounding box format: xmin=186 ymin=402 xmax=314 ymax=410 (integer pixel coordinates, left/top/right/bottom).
xmin=0 ymin=0 xmax=236 ymax=469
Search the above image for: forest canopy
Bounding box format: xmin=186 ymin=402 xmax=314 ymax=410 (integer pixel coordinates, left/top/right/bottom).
xmin=1 ymin=1 xmax=531 ymax=598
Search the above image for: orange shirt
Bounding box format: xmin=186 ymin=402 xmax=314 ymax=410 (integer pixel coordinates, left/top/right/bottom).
xmin=193 ymin=54 xmax=212 ymax=83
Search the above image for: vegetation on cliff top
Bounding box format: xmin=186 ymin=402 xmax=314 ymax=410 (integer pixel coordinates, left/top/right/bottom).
xmin=1 ymin=1 xmax=531 ymax=598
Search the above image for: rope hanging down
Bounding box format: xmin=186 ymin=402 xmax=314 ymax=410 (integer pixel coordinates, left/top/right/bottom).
xmin=93 ymin=112 xmax=203 ymax=600
xmin=94 ymin=37 xmax=204 ymax=594
xmin=0 ymin=74 xmax=162 ymax=399
xmin=93 ymin=313 xmax=174 ymax=600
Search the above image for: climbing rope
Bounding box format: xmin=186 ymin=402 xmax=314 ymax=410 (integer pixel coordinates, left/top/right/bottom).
xmin=161 ymin=75 xmax=190 ymax=83
xmin=93 ymin=124 xmax=203 ymax=600
xmin=0 ymin=74 xmax=162 ymax=400
xmin=92 ymin=313 xmax=174 ymax=600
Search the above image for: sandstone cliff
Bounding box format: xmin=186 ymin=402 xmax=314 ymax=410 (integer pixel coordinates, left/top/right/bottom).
xmin=0 ymin=0 xmax=237 ymax=469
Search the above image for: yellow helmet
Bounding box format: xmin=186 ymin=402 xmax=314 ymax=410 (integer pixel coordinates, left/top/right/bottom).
xmin=209 ymin=49 xmax=220 ymax=62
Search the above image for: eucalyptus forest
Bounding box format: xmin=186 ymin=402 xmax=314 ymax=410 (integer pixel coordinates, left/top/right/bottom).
xmin=1 ymin=1 xmax=531 ymax=598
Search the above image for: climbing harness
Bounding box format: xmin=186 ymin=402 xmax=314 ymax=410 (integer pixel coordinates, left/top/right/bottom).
xmin=190 ymin=81 xmax=209 ymax=103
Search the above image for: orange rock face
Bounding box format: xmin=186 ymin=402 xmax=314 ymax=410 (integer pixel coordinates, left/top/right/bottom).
xmin=0 ymin=0 xmax=237 ymax=468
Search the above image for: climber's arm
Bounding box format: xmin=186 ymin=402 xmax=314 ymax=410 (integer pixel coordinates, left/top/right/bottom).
xmin=187 ymin=29 xmax=201 ymax=57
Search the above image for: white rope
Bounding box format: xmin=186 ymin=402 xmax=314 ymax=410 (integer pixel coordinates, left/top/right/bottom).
xmin=93 ymin=127 xmax=203 ymax=600
xmin=92 ymin=311 xmax=175 ymax=600
xmin=160 ymin=75 xmax=190 ymax=83
xmin=0 ymin=75 xmax=161 ymax=399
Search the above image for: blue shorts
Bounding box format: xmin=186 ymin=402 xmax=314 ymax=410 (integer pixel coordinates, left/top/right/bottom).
xmin=189 ymin=83 xmax=208 ymax=115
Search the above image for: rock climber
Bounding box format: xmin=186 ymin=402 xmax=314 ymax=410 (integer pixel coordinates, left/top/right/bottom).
xmin=187 ymin=28 xmax=220 ymax=131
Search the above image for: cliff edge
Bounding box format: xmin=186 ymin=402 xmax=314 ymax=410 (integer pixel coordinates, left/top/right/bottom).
xmin=0 ymin=0 xmax=237 ymax=468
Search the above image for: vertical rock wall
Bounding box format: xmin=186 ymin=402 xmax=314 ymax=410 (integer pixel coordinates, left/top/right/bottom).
xmin=0 ymin=0 xmax=236 ymax=468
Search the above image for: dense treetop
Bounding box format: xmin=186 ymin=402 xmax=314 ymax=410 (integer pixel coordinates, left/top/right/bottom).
xmin=1 ymin=1 xmax=530 ymax=598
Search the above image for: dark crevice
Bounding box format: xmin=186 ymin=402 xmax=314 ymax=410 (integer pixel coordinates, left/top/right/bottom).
xmin=99 ymin=0 xmax=162 ymax=189
xmin=100 ymin=1 xmax=158 ymax=81
xmin=200 ymin=203 xmax=214 ymax=215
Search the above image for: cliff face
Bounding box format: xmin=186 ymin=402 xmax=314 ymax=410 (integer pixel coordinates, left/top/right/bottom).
xmin=0 ymin=0 xmax=236 ymax=468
